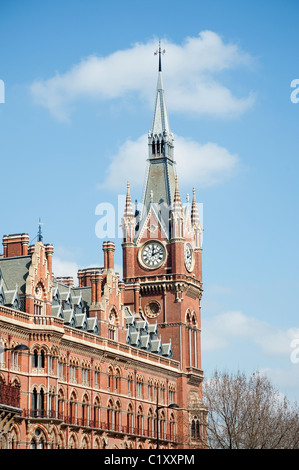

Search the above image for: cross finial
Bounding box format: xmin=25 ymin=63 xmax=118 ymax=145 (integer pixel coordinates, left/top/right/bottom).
xmin=154 ymin=40 xmax=166 ymax=72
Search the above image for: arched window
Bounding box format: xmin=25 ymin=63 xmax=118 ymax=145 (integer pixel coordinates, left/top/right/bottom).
xmin=93 ymin=397 xmax=101 ymax=428
xmin=32 ymin=349 xmax=45 ymax=369
xmin=159 ymin=410 xmax=166 ymax=439
xmin=115 ymin=400 xmax=121 ymax=431
xmin=58 ymin=389 xmax=64 ymax=420
xmin=70 ymin=392 xmax=77 ymax=425
xmin=30 ymin=428 xmax=46 ymax=449
xmin=32 ymin=349 xmax=38 ymax=368
xmin=147 ymin=408 xmax=154 ymax=438
xmin=169 ymin=413 xmax=176 ymax=441
xmin=191 ymin=416 xmax=201 ymax=439
xmin=136 ymin=375 xmax=144 ymax=398
xmin=95 ymin=365 xmax=101 ymax=388
xmin=115 ymin=367 xmax=121 ymax=393
xmin=108 ymin=366 xmax=114 ymax=391
xmin=40 ymin=389 xmax=45 ymax=417
xmin=82 ymin=394 xmax=89 ymax=427
xmin=137 ymin=406 xmax=143 ymax=435
xmin=127 ymin=404 xmax=133 ymax=434
xmin=148 ymin=379 xmax=153 ymax=401
xmin=40 ymin=350 xmax=45 ymax=368
xmin=31 ymin=387 xmax=45 ymax=418
xmin=127 ymin=373 xmax=133 ymax=395
xmin=107 ymin=399 xmax=114 ymax=430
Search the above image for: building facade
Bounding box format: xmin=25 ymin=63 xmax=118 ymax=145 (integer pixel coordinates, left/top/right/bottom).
xmin=0 ymin=48 xmax=208 ymax=450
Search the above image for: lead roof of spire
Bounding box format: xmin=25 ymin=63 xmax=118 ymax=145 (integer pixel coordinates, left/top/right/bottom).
xmin=152 ymin=41 xmax=170 ymax=136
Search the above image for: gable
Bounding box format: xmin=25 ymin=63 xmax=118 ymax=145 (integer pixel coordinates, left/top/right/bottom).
xmin=135 ymin=204 xmax=170 ymax=245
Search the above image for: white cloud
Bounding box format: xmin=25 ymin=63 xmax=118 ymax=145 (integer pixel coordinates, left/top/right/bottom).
xmin=202 ymin=310 xmax=299 ymax=360
xmin=260 ymin=366 xmax=299 ymax=401
xmin=30 ymin=31 xmax=255 ymax=121
xmin=52 ymin=257 xmax=80 ymax=284
xmin=99 ymin=133 xmax=239 ymax=191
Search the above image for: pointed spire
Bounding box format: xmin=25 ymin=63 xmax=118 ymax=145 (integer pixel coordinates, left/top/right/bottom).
xmin=191 ymin=188 xmax=200 ymax=228
xmin=124 ymin=181 xmax=134 ymax=218
xmin=154 ymin=40 xmax=165 ymax=72
xmin=172 ymin=176 xmax=183 ymax=213
xmin=152 ymin=42 xmax=171 ymax=138
xmin=142 ymin=42 xmax=176 ymax=217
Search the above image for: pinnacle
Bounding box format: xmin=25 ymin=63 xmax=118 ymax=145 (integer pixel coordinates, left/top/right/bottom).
xmin=123 ymin=181 xmax=134 ymax=218
xmin=172 ymin=176 xmax=183 ymax=213
xmin=191 ymin=187 xmax=200 ymax=227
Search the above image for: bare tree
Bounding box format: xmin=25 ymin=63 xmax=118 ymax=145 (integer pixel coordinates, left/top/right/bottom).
xmin=203 ymin=370 xmax=299 ymax=449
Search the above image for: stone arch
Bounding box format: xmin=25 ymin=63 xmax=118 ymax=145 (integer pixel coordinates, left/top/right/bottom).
xmin=49 ymin=425 xmax=64 ymax=449
xmin=9 ymin=423 xmax=21 ymax=449
xmin=29 ymin=424 xmax=48 ymax=449
xmin=185 ymin=308 xmax=192 ymax=325
xmin=81 ymin=434 xmax=91 ymax=449
xmin=108 ymin=305 xmax=119 ymax=325
xmin=94 ymin=435 xmax=101 ymax=449
xmin=68 ymin=432 xmax=79 ymax=449
xmin=191 ymin=311 xmax=198 ymax=327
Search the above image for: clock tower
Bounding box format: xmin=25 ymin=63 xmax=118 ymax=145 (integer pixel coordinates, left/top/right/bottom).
xmin=122 ymin=44 xmax=203 ymax=376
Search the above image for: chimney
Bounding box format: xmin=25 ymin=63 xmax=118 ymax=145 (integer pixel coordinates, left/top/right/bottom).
xmin=55 ymin=276 xmax=74 ymax=287
xmin=45 ymin=244 xmax=54 ymax=279
xmin=3 ymin=233 xmax=29 ymax=258
xmin=103 ymin=241 xmax=115 ymax=270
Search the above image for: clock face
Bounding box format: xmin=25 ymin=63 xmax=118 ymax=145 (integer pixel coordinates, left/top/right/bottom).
xmin=140 ymin=242 xmax=165 ymax=269
xmin=184 ymin=243 xmax=193 ymax=272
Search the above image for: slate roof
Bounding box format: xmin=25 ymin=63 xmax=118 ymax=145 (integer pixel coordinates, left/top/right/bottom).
xmin=0 ymin=256 xmax=31 ymax=294
xmin=125 ymin=307 xmax=173 ymax=358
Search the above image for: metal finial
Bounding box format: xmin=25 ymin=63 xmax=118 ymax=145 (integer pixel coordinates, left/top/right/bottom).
xmin=38 ymin=218 xmax=43 ymax=242
xmin=154 ymin=40 xmax=166 ymax=72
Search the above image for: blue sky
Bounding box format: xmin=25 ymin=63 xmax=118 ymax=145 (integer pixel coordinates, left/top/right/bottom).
xmin=0 ymin=0 xmax=299 ymax=401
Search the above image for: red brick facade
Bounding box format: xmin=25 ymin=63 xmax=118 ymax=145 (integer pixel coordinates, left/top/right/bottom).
xmin=0 ymin=59 xmax=208 ymax=450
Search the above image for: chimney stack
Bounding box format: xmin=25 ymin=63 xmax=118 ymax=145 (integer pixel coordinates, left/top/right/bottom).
xmin=103 ymin=241 xmax=115 ymax=270
xmin=2 ymin=233 xmax=30 ymax=258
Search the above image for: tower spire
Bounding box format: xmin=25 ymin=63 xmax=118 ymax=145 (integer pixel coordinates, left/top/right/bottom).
xmin=151 ymin=41 xmax=170 ymax=138
xmin=154 ymin=40 xmax=165 ymax=72
xmin=141 ymin=42 xmax=176 ymax=221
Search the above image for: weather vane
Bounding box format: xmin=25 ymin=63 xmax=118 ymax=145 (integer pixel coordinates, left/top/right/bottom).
xmin=154 ymin=40 xmax=166 ymax=72
xmin=38 ymin=218 xmax=43 ymax=242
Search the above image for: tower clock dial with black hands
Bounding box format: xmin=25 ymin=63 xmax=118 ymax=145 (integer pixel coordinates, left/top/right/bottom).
xmin=184 ymin=243 xmax=193 ymax=272
xmin=141 ymin=242 xmax=165 ymax=268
